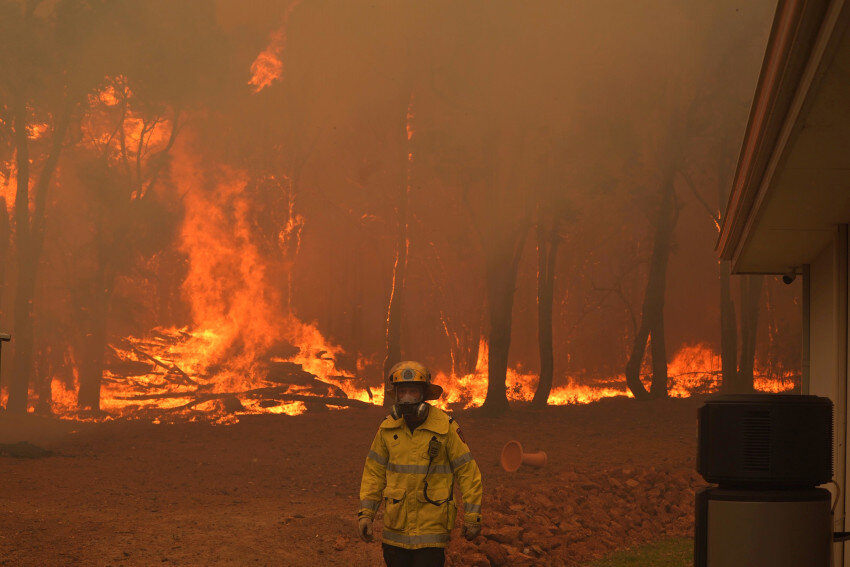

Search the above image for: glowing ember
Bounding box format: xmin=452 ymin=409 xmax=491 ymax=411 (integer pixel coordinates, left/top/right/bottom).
xmin=754 ymin=376 xmax=797 ymax=393
xmin=26 ymin=122 xmax=49 ymax=140
xmin=51 ymin=375 xmax=79 ymax=414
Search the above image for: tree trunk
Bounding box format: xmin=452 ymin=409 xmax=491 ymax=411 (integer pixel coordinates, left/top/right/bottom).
xmin=737 ymin=275 xmax=763 ymax=391
xmin=7 ymin=100 xmax=33 ymax=413
xmin=0 ymin=199 xmax=10 ymax=315
xmin=625 ymin=179 xmax=677 ymax=400
xmin=382 ymin=102 xmax=412 ymax=406
xmin=7 ymin=102 xmax=70 ymax=413
xmin=461 ymin=325 xmax=481 ymax=376
xmin=625 ymin=322 xmax=652 ymax=400
xmin=719 ymin=260 xmax=740 ymax=392
xmin=482 ymin=224 xmax=529 ymax=415
xmin=532 ymin=220 xmax=560 ymax=407
xmin=650 ymin=319 xmax=668 ymax=398
xmin=78 ymin=265 xmax=115 ymax=411
xmin=8 ymin=259 xmax=36 ymax=413
xmin=440 ymin=314 xmax=480 ymax=378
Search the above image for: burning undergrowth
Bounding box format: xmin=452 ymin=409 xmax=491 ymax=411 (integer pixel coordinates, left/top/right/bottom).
xmin=40 ymin=150 xmax=797 ymax=423
xmin=433 ymin=341 xmax=797 ymax=411
xmin=49 ymin=154 xmax=375 ymax=422
xmin=42 ymin=147 xmax=796 ymax=423
xmin=7 ymin=77 xmax=798 ymax=423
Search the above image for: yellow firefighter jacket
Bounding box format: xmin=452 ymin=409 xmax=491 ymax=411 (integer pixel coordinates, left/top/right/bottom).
xmin=358 ymin=405 xmax=483 ymax=549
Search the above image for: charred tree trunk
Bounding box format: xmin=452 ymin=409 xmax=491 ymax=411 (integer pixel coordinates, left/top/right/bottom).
xmin=439 ymin=314 xmax=480 ymax=378
xmin=482 ymin=223 xmax=529 ymax=415
xmin=737 ymin=275 xmax=763 ymax=392
xmin=719 ymin=260 xmax=740 ymax=392
xmin=713 ymin=131 xmax=742 ymax=394
xmin=625 ymin=179 xmax=677 ymax=400
xmin=0 ymin=198 xmax=9 ymax=314
xmin=461 ymin=325 xmax=481 ymax=376
xmin=8 ymin=100 xmax=32 ymax=413
xmin=625 ymin=323 xmax=652 ymax=400
xmin=382 ymin=103 xmax=412 ymax=406
xmin=532 ymin=219 xmax=560 ymax=407
xmin=78 ymin=263 xmax=115 ymax=411
xmin=460 ymin=306 xmax=485 ymax=377
xmin=427 ymin=240 xmax=482 ymax=378
xmin=10 ymin=228 xmax=38 ymax=413
xmin=650 ymin=313 xmax=668 ymax=397
xmin=7 ymin=101 xmax=70 ymax=412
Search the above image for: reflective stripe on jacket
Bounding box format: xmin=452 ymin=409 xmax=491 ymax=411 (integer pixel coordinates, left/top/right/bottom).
xmin=358 ymin=405 xmax=483 ymax=549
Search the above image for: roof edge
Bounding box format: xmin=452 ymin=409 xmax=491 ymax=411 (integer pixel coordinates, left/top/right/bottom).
xmin=717 ymin=0 xmax=830 ymax=261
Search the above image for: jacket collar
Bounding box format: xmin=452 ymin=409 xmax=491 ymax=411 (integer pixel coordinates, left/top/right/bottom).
xmin=379 ymin=404 xmax=450 ymax=435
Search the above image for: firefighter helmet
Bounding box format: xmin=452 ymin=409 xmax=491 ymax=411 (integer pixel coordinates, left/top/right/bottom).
xmin=387 ymin=361 xmax=443 ymax=402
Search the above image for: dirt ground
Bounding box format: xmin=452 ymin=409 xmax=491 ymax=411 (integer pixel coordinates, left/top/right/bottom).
xmin=0 ymin=397 xmax=706 ymax=566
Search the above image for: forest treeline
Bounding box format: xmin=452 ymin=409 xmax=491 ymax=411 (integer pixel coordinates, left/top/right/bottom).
xmin=0 ymin=0 xmax=798 ymax=416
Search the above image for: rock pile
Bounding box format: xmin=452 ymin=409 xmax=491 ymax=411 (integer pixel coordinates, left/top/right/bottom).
xmin=446 ymin=465 xmax=705 ymax=566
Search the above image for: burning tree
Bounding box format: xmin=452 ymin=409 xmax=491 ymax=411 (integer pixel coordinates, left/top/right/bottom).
xmin=68 ymin=1 xmax=229 ymax=411
xmin=622 ymin=1 xmax=775 ymax=400
xmin=0 ymin=0 xmax=118 ymax=412
xmin=0 ymin=0 xmax=797 ymax=421
xmin=674 ymin=2 xmax=775 ymax=395
xmin=381 ymin=92 xmax=415 ymax=404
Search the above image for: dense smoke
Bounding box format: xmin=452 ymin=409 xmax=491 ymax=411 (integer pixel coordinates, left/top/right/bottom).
xmin=0 ymin=0 xmax=797 ymax=414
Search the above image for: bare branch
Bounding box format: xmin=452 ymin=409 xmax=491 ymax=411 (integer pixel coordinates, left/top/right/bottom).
xmin=679 ymin=168 xmax=720 ymax=232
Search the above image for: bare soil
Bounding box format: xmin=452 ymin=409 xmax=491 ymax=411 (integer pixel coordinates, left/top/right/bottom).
xmin=0 ymin=397 xmax=705 ymax=566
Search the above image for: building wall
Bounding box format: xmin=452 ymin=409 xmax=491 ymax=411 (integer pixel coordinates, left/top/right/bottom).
xmin=808 ymin=226 xmax=848 ymax=566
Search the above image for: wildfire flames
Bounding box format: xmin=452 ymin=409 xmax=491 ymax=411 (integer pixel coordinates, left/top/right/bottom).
xmin=2 ymin=5 xmax=800 ymax=425
xmin=39 ymin=149 xmax=800 ymax=421
xmin=432 ymin=341 xmax=796 ymax=410
xmin=9 ymin=106 xmax=799 ymax=424
xmin=48 ymin=153 xmax=380 ymax=422
xmin=49 ymin=331 xmax=796 ymax=422
xmin=248 ymin=0 xmax=303 ymax=93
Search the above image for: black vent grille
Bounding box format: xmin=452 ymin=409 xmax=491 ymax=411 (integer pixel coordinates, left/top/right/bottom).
xmin=698 ymin=394 xmax=833 ymax=487
xmin=829 ymin=415 xmax=835 ymax=478
xmin=742 ymin=410 xmax=771 ymax=472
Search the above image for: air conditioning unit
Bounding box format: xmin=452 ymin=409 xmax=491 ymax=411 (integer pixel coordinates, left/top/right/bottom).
xmin=694 ymin=394 xmax=835 ymax=567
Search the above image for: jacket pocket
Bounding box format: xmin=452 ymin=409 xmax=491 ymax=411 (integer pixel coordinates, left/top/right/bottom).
xmin=382 ymin=486 xmax=407 ymax=531
xmin=416 ymin=486 xmax=456 ymax=531
xmin=446 ymin=499 xmax=458 ymax=530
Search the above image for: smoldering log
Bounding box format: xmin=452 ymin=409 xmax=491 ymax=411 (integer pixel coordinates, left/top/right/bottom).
xmin=263 ymin=361 xmax=348 ymax=397
xmin=114 ymin=385 xmax=373 ymax=409
xmin=127 ymin=345 xmax=199 ymax=387
xmin=103 ymin=359 xmax=156 ymax=377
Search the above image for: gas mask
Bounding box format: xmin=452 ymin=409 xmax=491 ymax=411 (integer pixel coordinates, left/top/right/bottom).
xmin=391 ymin=383 xmax=429 ymax=421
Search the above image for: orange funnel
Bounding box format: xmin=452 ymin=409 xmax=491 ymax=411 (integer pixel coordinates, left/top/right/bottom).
xmin=500 ymin=440 xmax=548 ymax=472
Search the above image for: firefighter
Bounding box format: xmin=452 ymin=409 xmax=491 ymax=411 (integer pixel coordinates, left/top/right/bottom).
xmin=357 ymin=361 xmax=483 ymax=567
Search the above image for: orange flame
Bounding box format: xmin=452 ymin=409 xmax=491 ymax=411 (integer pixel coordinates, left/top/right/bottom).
xmin=82 ymin=79 xmax=173 ymax=174
xmin=433 ymin=339 xmax=798 ymax=409
xmin=19 ymin=119 xmax=796 ymax=420
xmin=88 ymin=153 xmax=375 ymax=421
xmin=248 ymin=1 xmax=303 ymax=93
xmin=249 ymin=43 xmax=284 ymax=93
xmin=26 ymin=122 xmax=49 ymax=140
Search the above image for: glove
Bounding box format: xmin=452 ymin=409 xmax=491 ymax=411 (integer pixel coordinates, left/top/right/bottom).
xmin=461 ymin=521 xmax=481 ymax=541
xmin=358 ymin=516 xmax=373 ymax=542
